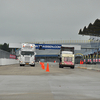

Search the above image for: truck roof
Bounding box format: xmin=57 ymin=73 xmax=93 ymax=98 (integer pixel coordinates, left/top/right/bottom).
xmin=21 ymin=43 xmax=35 ymax=51
xmin=62 ymin=51 xmax=73 ymax=54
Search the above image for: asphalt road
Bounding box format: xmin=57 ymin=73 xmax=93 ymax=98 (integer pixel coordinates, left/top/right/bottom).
xmin=0 ymin=63 xmax=100 ymax=100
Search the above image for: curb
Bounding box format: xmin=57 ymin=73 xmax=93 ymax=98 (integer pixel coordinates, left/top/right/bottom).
xmin=77 ymin=67 xmax=87 ymax=69
xmin=77 ymin=66 xmax=100 ymax=71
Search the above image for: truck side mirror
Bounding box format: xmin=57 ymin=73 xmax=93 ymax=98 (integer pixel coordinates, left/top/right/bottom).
xmin=58 ymin=55 xmax=60 ymax=58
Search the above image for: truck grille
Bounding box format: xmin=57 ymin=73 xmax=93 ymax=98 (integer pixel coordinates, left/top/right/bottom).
xmin=25 ymin=57 xmax=30 ymax=62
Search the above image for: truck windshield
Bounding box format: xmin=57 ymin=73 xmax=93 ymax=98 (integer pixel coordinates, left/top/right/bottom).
xmin=21 ymin=51 xmax=34 ymax=55
xmin=64 ymin=57 xmax=72 ymax=62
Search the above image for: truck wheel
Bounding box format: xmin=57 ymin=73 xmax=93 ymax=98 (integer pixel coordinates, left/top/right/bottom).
xmin=59 ymin=65 xmax=63 ymax=68
xmin=70 ymin=66 xmax=74 ymax=69
xmin=31 ymin=64 xmax=35 ymax=67
xmin=20 ymin=64 xmax=25 ymax=66
xmin=59 ymin=65 xmax=61 ymax=68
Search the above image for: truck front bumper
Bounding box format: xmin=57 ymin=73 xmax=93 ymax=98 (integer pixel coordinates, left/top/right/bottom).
xmin=19 ymin=61 xmax=35 ymax=65
xmin=59 ymin=62 xmax=74 ymax=67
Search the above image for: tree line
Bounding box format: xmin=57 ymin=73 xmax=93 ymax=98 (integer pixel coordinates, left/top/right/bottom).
xmin=0 ymin=43 xmax=12 ymax=52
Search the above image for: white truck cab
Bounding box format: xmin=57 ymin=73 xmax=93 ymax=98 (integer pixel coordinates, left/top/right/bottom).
xmin=19 ymin=43 xmax=36 ymax=66
xmin=59 ymin=45 xmax=75 ymax=69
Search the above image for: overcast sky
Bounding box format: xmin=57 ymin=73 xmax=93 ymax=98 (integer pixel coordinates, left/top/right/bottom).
xmin=0 ymin=0 xmax=100 ymax=44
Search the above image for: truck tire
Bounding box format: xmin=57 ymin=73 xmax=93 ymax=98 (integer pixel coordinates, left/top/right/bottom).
xmin=20 ymin=64 xmax=25 ymax=66
xmin=59 ymin=65 xmax=61 ymax=68
xmin=59 ymin=65 xmax=63 ymax=68
xmin=31 ymin=64 xmax=35 ymax=67
xmin=70 ymin=66 xmax=74 ymax=69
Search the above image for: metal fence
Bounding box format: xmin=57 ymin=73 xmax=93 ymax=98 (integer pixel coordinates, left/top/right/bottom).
xmin=0 ymin=49 xmax=10 ymax=58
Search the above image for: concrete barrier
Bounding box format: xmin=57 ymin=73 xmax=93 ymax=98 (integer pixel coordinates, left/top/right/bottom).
xmin=0 ymin=58 xmax=19 ymax=65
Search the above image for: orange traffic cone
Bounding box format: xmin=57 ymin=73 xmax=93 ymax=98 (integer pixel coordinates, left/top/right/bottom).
xmin=40 ymin=62 xmax=43 ymax=69
xmin=80 ymin=60 xmax=84 ymax=64
xmin=46 ymin=63 xmax=50 ymax=72
xmin=42 ymin=63 xmax=45 ymax=70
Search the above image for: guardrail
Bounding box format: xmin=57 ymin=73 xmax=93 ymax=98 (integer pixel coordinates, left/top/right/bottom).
xmin=0 ymin=58 xmax=19 ymax=65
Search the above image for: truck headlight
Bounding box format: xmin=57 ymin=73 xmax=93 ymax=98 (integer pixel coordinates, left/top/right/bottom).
xmin=20 ymin=61 xmax=23 ymax=63
xmin=32 ymin=61 xmax=34 ymax=63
